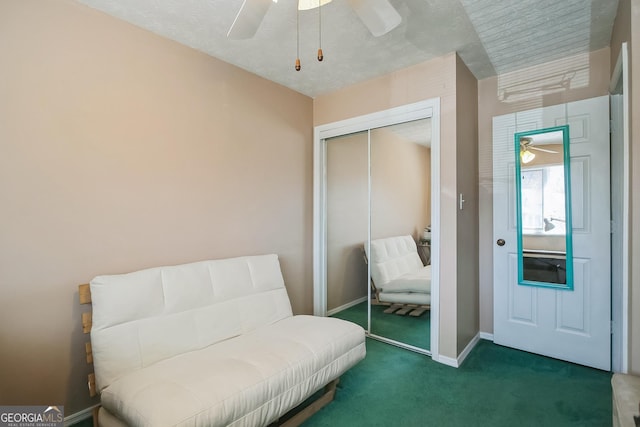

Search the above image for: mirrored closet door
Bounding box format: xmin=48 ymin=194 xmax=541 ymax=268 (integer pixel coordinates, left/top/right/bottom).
xmin=326 ymin=130 xmax=369 ymax=331
xmin=323 ymin=115 xmax=434 ymax=354
xmin=369 ymin=119 xmax=432 ymax=351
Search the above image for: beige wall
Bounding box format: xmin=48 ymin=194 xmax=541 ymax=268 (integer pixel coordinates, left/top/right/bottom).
xmin=455 ymin=56 xmax=479 ymax=354
xmin=0 ymin=0 xmax=313 ymax=413
xmin=477 ymin=48 xmax=611 ymax=336
xmin=371 ymin=127 xmax=431 ymax=241
xmin=313 ymin=54 xmax=457 ymax=127
xmin=611 ymin=0 xmax=631 ymax=70
xmin=314 ymin=53 xmax=474 ymax=360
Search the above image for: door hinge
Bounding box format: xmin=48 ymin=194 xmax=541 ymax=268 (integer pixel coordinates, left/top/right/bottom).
xmin=611 ymin=320 xmax=615 ymax=334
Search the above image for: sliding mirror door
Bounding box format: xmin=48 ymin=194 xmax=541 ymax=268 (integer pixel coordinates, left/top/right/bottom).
xmin=314 ymin=98 xmax=440 ymax=358
xmin=326 ymin=131 xmax=369 ymax=329
xmin=368 ymin=119 xmax=432 ymax=351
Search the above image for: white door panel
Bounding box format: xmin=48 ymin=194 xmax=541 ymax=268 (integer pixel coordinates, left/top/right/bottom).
xmin=493 ymin=96 xmax=610 ymax=370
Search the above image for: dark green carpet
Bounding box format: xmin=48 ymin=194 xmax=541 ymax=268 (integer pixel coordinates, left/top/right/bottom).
xmin=303 ymin=338 xmax=611 ymax=427
xmin=70 ymin=417 xmax=92 ymax=427
xmin=331 ymin=301 xmax=430 ymax=350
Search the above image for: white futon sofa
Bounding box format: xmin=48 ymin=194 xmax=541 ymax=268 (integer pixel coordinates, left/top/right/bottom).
xmin=88 ymin=254 xmax=366 ymax=426
xmin=366 ymin=235 xmax=431 ymax=306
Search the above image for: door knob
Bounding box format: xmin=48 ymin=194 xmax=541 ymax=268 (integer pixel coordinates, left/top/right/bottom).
xmin=497 ymin=239 xmax=506 ymax=246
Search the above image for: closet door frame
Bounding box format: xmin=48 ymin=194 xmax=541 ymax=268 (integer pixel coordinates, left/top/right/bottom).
xmin=313 ymin=98 xmax=441 ymax=360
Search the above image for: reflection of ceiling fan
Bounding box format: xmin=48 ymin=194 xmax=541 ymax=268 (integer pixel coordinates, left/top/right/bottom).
xmin=519 ymin=136 xmax=558 ymax=164
xmin=227 ymin=0 xmax=402 ymax=39
xmin=519 ymin=136 xmax=559 ymax=163
xmin=520 ymin=137 xmax=559 ymax=154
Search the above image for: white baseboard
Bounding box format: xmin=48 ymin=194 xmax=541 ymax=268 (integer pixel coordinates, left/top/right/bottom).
xmin=479 ymin=331 xmax=494 ymax=341
xmin=436 ymin=354 xmax=459 ymax=368
xmin=434 ymin=332 xmax=482 ymax=368
xmin=326 ymin=296 xmax=367 ymax=316
xmin=64 ymin=404 xmax=99 ymax=426
xmin=456 ymin=332 xmax=481 ymax=366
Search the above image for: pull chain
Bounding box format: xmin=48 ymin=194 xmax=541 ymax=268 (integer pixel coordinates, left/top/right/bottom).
xmin=317 ymin=0 xmax=323 ymax=61
xmin=295 ymin=7 xmax=301 ymax=71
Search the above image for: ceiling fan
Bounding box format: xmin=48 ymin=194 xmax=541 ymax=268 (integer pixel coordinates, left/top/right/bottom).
xmin=519 ymin=136 xmax=558 ymax=164
xmin=227 ymin=0 xmax=402 ymax=40
xmin=520 ymin=137 xmax=559 ymax=154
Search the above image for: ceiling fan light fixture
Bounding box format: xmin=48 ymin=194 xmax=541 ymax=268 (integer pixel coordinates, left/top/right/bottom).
xmin=521 ymin=149 xmax=535 ymax=164
xmin=298 ymin=0 xmax=332 ymax=10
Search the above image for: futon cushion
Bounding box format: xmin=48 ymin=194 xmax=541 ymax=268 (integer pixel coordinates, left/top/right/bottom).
xmin=381 ymin=265 xmax=431 ymax=293
xmin=368 ymin=235 xmax=424 ymax=286
xmin=100 ymin=315 xmax=366 ymax=427
xmin=90 ymin=255 xmax=293 ymax=392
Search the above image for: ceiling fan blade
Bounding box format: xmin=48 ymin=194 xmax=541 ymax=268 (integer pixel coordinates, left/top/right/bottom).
xmin=530 ymin=146 xmax=559 ymax=154
xmin=227 ymin=0 xmax=273 ymax=40
xmin=347 ymin=0 xmax=401 ymax=37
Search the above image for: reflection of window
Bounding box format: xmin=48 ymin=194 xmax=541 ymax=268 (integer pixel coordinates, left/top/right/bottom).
xmin=521 ymin=165 xmax=565 ymax=235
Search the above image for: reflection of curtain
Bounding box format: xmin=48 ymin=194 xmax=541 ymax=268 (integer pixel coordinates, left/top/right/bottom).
xmin=521 ymin=165 xmax=566 ymax=234
xmin=521 ymin=169 xmax=543 ymax=229
xmin=523 ymin=257 xmax=566 ymax=284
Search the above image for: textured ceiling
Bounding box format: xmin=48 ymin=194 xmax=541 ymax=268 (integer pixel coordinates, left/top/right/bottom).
xmin=75 ymin=0 xmax=619 ymax=98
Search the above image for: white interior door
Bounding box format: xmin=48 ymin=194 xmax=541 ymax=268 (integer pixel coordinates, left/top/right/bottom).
xmin=493 ymin=96 xmax=611 ymax=370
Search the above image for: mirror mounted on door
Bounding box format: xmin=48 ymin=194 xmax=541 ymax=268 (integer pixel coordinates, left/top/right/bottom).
xmin=515 ymin=125 xmax=574 ymax=290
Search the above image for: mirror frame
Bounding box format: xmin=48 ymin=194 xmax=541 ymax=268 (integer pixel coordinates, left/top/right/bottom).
xmin=514 ymin=125 xmax=574 ymax=290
